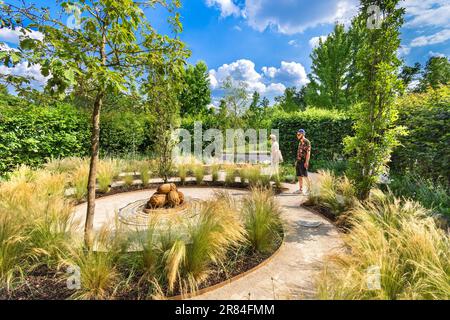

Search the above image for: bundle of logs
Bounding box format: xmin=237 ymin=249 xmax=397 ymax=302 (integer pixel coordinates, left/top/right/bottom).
xmin=145 ymin=183 xmax=185 ymax=210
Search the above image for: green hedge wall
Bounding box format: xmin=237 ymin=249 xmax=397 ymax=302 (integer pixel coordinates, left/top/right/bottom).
xmin=392 ymin=86 xmax=450 ymax=184
xmin=271 ymin=108 xmax=353 ymax=164
xmin=0 ymin=101 xmax=90 ymax=172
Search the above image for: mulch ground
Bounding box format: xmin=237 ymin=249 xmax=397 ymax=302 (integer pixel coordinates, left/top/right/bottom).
xmin=0 ymin=241 xmax=282 ymax=300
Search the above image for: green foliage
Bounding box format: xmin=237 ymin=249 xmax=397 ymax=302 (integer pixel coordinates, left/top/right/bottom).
xmin=179 ymin=61 xmax=212 ymax=116
xmin=271 ymin=108 xmax=353 ymax=163
xmin=344 ymin=1 xmax=406 ymax=199
xmin=275 ymin=87 xmax=306 ymax=113
xmin=392 ymin=86 xmax=450 ymax=184
xmin=389 ymin=173 xmax=450 ymax=217
xmin=305 ymin=24 xmax=353 ymax=110
xmin=419 ymin=57 xmax=450 ymax=91
xmin=0 ymin=101 xmax=90 ymax=173
xmin=100 ymin=111 xmax=151 ymax=157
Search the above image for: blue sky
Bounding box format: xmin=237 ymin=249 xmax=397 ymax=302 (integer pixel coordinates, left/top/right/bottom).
xmin=1 ymin=0 xmax=449 ymax=103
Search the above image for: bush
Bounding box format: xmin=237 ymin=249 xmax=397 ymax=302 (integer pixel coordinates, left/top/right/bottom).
xmin=388 ymin=173 xmax=449 ymax=218
xmin=271 ymin=108 xmax=353 ymax=164
xmin=0 ymin=102 xmax=90 ymax=173
xmin=100 ymin=111 xmax=151 ymax=157
xmin=392 ymin=86 xmax=450 ymax=184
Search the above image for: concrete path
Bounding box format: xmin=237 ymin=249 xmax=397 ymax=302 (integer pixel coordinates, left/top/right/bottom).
xmin=192 ymin=174 xmax=344 ymax=300
xmin=72 ymin=173 xmax=343 ymax=299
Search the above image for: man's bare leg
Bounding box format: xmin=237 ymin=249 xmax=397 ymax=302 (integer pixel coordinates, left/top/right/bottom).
xmin=298 ymin=176 xmax=303 ymax=191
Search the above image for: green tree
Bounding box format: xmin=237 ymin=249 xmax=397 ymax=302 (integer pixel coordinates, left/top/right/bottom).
xmin=399 ymin=62 xmax=421 ymax=91
xmin=419 ymin=56 xmax=450 ymax=91
xmin=4 ymin=0 xmax=186 ymax=247
xmin=275 ymin=87 xmax=305 ymax=112
xmin=222 ymin=76 xmax=249 ymax=128
xmin=305 ymin=24 xmax=352 ymax=110
xmin=344 ymin=0 xmax=407 ymax=199
xmin=179 ymin=61 xmax=211 ymax=116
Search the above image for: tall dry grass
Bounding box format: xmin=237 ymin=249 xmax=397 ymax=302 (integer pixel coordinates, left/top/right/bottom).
xmin=0 ymin=166 xmax=74 ymax=290
xmin=242 ymin=188 xmax=283 ymax=254
xmin=317 ymin=192 xmax=450 ymax=300
xmin=97 ymin=159 xmax=120 ymax=193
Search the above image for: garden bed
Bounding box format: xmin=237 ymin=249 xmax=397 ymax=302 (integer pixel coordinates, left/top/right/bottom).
xmin=0 ymin=235 xmax=283 ymax=300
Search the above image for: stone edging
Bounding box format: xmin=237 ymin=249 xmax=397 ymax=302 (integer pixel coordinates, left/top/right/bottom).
xmin=168 ymin=236 xmax=285 ymax=300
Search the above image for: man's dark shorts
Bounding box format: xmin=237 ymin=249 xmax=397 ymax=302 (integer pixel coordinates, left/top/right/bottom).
xmin=296 ymin=160 xmax=308 ymax=177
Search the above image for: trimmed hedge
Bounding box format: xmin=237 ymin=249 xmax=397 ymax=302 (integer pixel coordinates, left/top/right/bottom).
xmin=0 ymin=101 xmax=90 ymax=173
xmin=271 ymin=108 xmax=353 ymax=164
xmin=392 ymin=86 xmax=450 ymax=184
xmin=0 ymin=94 xmax=156 ymax=173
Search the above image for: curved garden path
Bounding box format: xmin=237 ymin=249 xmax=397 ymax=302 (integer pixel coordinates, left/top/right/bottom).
xmin=72 ymin=173 xmax=343 ymax=300
xmin=192 ymin=174 xmax=344 ymax=300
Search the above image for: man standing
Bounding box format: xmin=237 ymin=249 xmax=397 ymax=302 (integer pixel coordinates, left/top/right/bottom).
xmin=294 ymin=129 xmax=311 ymax=195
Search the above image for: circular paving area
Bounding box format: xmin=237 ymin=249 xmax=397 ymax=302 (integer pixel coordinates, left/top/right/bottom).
xmin=72 ymin=176 xmax=343 ymax=299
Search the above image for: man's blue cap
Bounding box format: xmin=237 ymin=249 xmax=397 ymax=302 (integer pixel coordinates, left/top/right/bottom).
xmin=297 ymin=129 xmax=306 ymax=135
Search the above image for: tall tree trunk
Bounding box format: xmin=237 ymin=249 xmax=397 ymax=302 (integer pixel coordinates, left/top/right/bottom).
xmin=84 ymin=93 xmax=103 ymax=248
xmin=84 ymin=31 xmax=107 ymax=249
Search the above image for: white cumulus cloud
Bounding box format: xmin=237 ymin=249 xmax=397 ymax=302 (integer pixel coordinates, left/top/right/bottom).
xmin=410 ymin=29 xmax=450 ymax=47
xmin=205 ymin=0 xmax=241 ymax=18
xmin=242 ymin=0 xmax=358 ymax=35
xmin=0 ymin=27 xmax=44 ymax=44
xmin=0 ymin=61 xmax=49 ymax=89
xmin=309 ymin=35 xmax=328 ymax=48
xmin=209 ymin=59 xmax=308 ymax=104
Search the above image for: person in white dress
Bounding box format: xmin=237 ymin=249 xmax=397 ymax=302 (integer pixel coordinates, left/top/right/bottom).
xmin=270 ymin=134 xmax=283 ymax=176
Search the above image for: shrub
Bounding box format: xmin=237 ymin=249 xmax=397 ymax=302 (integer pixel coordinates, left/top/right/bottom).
xmin=0 ymin=102 xmax=90 ymax=173
xmin=242 ymin=188 xmax=283 ymax=254
xmin=271 ymin=108 xmax=353 ymax=164
xmin=388 ymin=173 xmax=449 ymax=218
xmin=318 ymin=195 xmax=450 ymax=300
xmin=392 ymin=86 xmax=450 ymax=184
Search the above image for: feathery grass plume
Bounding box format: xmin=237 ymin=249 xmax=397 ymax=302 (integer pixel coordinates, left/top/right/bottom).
xmin=317 ymin=195 xmax=450 ymax=300
xmin=225 ymin=165 xmax=238 ymax=185
xmin=242 ymin=188 xmax=283 ymax=254
xmin=138 ymin=161 xmax=151 ymax=186
xmin=70 ymin=163 xmax=90 ymax=201
xmin=210 ymin=163 xmax=220 ymax=183
xmin=123 ymin=173 xmax=135 ymax=188
xmin=62 ymin=224 xmax=125 ymax=300
xmin=193 ymin=165 xmax=205 ymax=185
xmin=183 ymin=197 xmax=246 ymax=287
xmin=44 ymin=157 xmax=87 ymax=174
xmin=306 ymin=170 xmax=357 ymax=223
xmin=177 ymin=163 xmax=188 ymax=184
xmin=0 ymin=167 xmax=75 ymax=290
xmin=98 ymin=159 xmax=120 ymax=193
